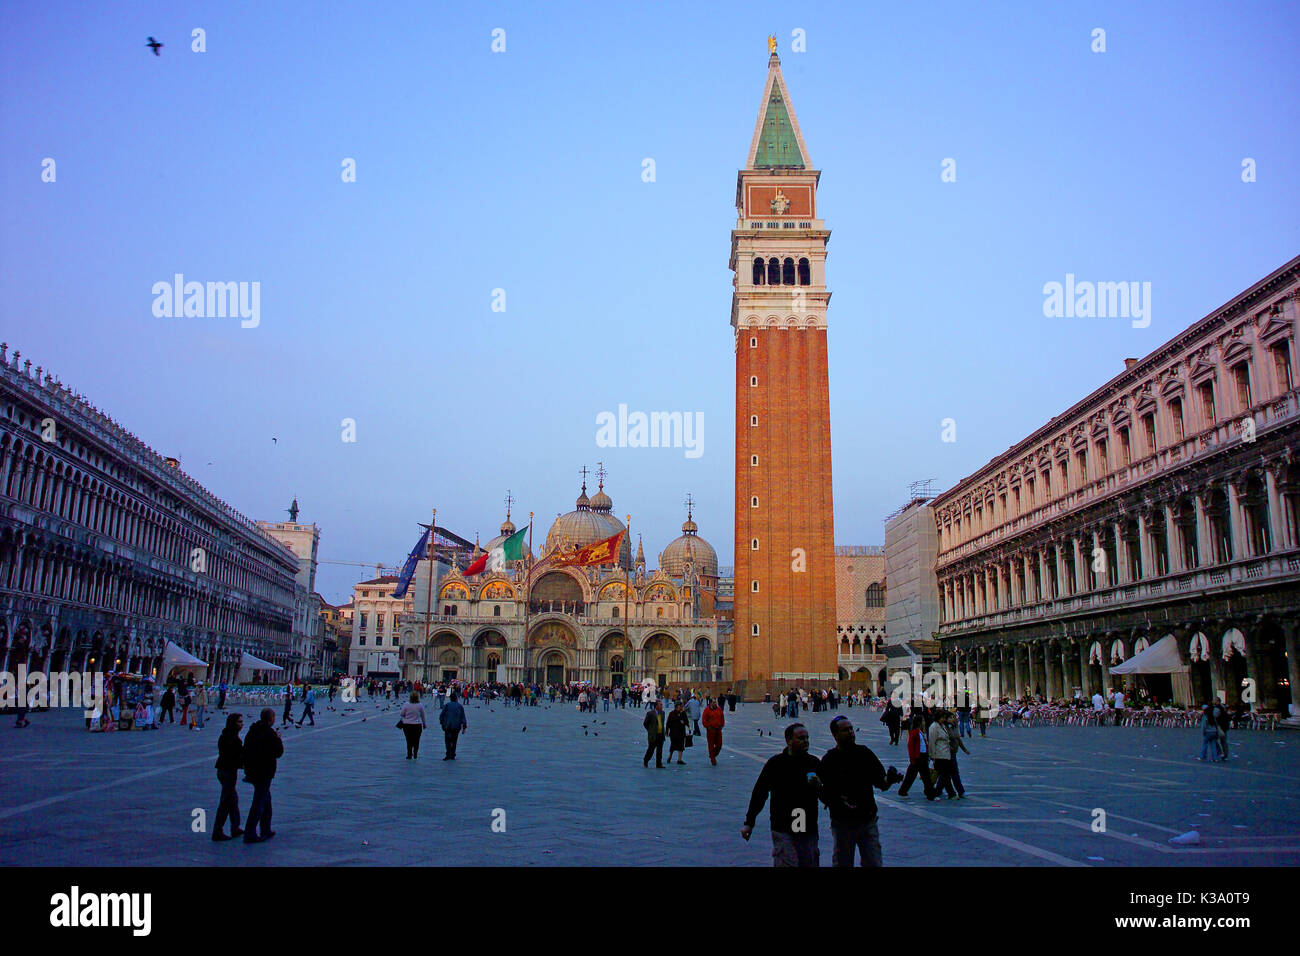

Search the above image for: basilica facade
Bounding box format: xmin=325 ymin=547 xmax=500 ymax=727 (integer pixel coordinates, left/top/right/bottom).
xmin=389 ymin=477 xmax=723 ymax=687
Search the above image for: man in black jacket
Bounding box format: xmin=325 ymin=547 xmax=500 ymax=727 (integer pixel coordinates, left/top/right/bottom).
xmin=741 ymin=723 xmax=823 ymax=867
xmin=241 ymin=708 xmax=284 ymax=844
xmin=439 ymin=693 xmax=468 ymax=759
xmin=643 ymin=701 xmax=666 ymax=768
xmin=212 ymin=712 xmax=245 ymax=841
xmin=818 ymin=716 xmax=903 ymax=866
xmin=880 ymin=699 xmax=903 ymax=745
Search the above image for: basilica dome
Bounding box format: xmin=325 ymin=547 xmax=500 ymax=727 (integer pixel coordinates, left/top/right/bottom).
xmin=482 ymin=513 xmax=533 ymax=561
xmin=660 ymin=506 xmax=718 ymax=580
xmin=544 ymin=479 xmax=631 ymax=569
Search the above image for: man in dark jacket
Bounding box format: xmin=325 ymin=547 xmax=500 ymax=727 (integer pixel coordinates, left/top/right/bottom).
xmin=643 ymin=701 xmax=667 ymax=768
xmin=242 ymin=708 xmax=284 ymax=843
xmin=1213 ymin=700 xmax=1232 ymax=760
xmin=212 ymin=712 xmax=245 ymax=841
xmin=880 ymin=700 xmax=903 ymax=745
xmin=819 ymin=716 xmax=903 ymax=866
xmin=439 ymin=694 xmax=468 ymax=760
xmin=741 ymin=723 xmax=823 ymax=867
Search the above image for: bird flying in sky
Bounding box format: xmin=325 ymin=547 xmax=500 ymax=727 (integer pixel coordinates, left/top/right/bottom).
xmin=145 ymin=37 xmax=163 ymax=56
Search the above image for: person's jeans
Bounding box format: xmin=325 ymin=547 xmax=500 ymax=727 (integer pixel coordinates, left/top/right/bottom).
xmin=298 ymin=704 xmax=314 ymax=726
xmin=214 ymin=769 xmax=240 ymax=834
xmin=771 ymin=831 xmax=819 ymax=867
xmin=898 ymin=756 xmax=934 ymax=798
xmin=243 ymin=780 xmax=273 ymax=839
xmin=958 ymin=714 xmax=972 ymax=737
xmin=888 ymin=725 xmax=901 ymax=745
xmin=643 ymin=737 xmax=665 ymax=766
xmin=443 ymin=728 xmax=460 ymax=758
xmin=932 ymin=758 xmax=958 ymax=797
xmin=195 ymin=705 xmax=206 ymax=729
xmin=948 ymin=755 xmax=966 ymax=796
xmin=789 ymin=703 xmax=798 ymax=718
xmin=1200 ymin=731 xmax=1220 ymax=761
xmin=402 ymin=724 xmax=422 ymax=757
xmin=693 ymin=719 xmax=701 ymax=735
xmin=831 ymin=819 xmax=882 ymax=867
xmin=1218 ymin=729 xmax=1229 ymax=760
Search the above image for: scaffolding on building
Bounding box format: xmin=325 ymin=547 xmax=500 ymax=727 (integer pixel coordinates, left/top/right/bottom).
xmin=882 ymin=479 xmax=937 ymax=523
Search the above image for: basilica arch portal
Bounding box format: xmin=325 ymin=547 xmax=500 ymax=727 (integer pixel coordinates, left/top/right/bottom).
xmin=528 ymin=619 xmax=578 ymax=685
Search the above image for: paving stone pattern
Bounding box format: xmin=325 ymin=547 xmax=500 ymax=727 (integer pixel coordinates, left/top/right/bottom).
xmin=1 ymin=694 xmax=1296 ymax=866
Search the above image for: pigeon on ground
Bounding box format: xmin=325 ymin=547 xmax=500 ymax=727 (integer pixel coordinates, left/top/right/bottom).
xmin=522 ymin=727 xmax=527 ymax=732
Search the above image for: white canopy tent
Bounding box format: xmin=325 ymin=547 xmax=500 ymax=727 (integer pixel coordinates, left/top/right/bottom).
xmin=1109 ymin=635 xmax=1186 ymax=675
xmin=158 ymin=640 xmax=209 ymax=686
xmin=236 ymin=651 xmax=283 ymax=684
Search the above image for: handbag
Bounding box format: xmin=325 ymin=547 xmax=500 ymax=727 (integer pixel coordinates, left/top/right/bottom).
xmin=683 ymin=734 xmax=694 ymax=748
xmin=396 ymin=719 xmax=405 ymax=729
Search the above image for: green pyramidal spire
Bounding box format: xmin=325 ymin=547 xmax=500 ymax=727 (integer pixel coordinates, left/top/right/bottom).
xmin=748 ymin=53 xmax=808 ymax=170
xmin=755 ymin=86 xmax=804 ymax=168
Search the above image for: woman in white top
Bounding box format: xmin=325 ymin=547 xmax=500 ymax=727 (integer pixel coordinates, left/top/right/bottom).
xmin=398 ymin=692 xmax=428 ymax=759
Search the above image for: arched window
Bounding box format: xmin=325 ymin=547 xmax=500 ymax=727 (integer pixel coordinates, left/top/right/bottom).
xmin=493 ymin=605 xmax=501 ymax=616
xmin=865 ymin=583 xmax=885 ymax=607
xmin=798 ymin=258 xmax=810 ymax=285
xmin=782 ymin=258 xmax=795 ymax=285
xmin=752 ymin=257 xmax=765 ymax=285
xmin=612 ymin=605 xmax=620 ymax=618
xmin=767 ymin=258 xmax=780 ymax=285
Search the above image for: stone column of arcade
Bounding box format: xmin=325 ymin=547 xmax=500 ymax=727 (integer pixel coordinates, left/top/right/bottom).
xmin=1282 ymin=619 xmax=1300 ymax=718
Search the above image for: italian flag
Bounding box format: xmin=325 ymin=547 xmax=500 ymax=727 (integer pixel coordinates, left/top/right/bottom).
xmin=464 ymin=525 xmax=528 ymax=575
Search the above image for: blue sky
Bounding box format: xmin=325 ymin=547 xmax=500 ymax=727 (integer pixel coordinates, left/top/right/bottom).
xmin=2 ymin=1 xmax=1297 ymax=604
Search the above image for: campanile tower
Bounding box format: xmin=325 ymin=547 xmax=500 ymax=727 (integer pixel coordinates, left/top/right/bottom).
xmin=731 ymin=49 xmax=837 ymax=685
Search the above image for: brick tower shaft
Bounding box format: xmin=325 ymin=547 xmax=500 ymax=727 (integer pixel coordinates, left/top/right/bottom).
xmin=730 ymin=51 xmax=837 ymax=685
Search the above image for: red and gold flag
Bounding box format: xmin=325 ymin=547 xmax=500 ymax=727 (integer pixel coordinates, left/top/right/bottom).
xmin=545 ymin=529 xmax=625 ymax=568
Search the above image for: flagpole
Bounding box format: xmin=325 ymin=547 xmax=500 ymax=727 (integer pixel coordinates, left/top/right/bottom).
xmin=624 ymin=515 xmax=631 ymax=692
xmin=523 ymin=513 xmax=534 ymax=685
xmin=424 ymin=508 xmax=435 ymax=686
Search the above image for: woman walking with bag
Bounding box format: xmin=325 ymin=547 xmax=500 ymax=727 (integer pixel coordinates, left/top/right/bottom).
xmin=399 ymin=691 xmax=428 ymax=759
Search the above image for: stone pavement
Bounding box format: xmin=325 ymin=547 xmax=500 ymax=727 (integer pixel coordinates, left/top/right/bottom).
xmin=1 ymin=694 xmax=1297 ymax=866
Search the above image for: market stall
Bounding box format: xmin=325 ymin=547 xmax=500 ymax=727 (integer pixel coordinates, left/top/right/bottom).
xmin=1110 ymin=635 xmax=1192 ymax=706
xmin=236 ymin=651 xmax=283 ymax=685
xmin=107 ymin=673 xmax=156 ymax=731
xmin=158 ymin=640 xmax=209 ymax=689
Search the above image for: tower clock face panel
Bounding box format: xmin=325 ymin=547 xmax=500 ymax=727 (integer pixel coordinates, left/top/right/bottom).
xmin=745 ymin=183 xmax=813 ymax=218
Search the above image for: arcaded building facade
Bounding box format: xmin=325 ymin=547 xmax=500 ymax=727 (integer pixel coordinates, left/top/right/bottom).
xmin=0 ymin=344 xmax=300 ymax=682
xmin=932 ymin=257 xmax=1300 ymax=712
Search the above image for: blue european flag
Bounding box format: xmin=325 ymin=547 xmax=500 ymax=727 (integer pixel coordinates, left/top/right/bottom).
xmin=392 ymin=527 xmax=431 ymax=599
